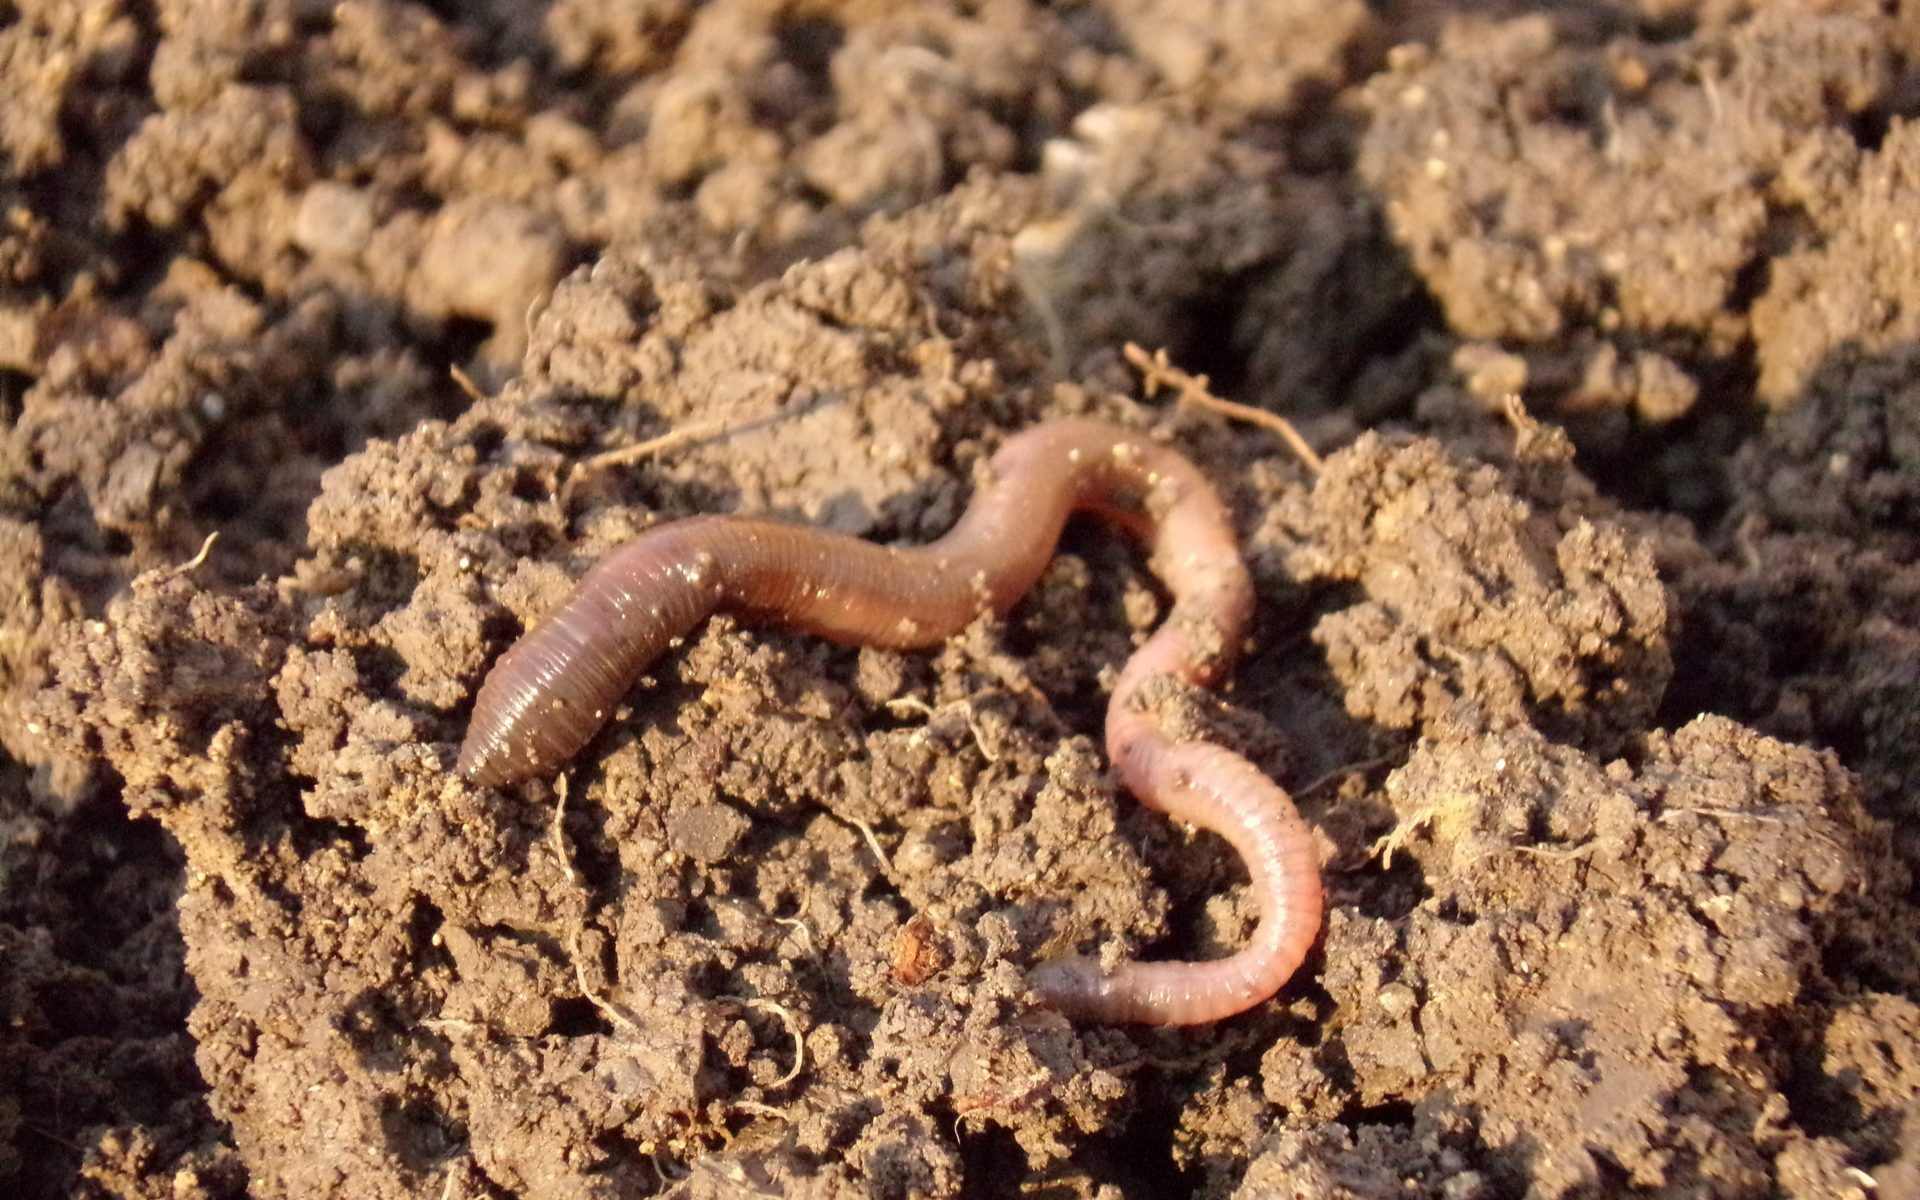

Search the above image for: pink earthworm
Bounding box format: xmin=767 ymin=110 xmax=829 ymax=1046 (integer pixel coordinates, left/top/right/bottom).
xmin=457 ymin=417 xmax=1322 ymax=1025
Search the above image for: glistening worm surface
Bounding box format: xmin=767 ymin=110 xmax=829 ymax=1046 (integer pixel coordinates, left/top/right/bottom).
xmin=457 ymin=417 xmax=1323 ymax=1025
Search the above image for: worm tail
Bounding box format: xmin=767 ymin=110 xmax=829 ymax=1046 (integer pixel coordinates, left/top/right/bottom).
xmin=1029 ymin=741 xmax=1321 ymax=1024
xmin=457 ymin=521 xmax=725 ymax=786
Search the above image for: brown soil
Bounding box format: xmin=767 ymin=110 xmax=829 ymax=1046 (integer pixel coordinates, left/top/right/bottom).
xmin=5 ymin=1 xmax=1920 ymax=1197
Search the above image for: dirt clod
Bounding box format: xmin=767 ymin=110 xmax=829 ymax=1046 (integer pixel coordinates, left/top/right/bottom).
xmin=6 ymin=1 xmax=1920 ymax=1197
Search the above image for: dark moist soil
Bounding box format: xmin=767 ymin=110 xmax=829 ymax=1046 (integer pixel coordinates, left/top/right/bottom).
xmin=5 ymin=1 xmax=1920 ymax=1198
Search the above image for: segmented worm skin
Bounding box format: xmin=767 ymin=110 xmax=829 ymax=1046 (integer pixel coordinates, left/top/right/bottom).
xmin=457 ymin=417 xmax=1322 ymax=1025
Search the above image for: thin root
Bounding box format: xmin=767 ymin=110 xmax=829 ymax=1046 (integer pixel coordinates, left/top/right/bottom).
xmin=564 ymin=391 xmax=832 ymax=501
xmin=1126 ymin=342 xmax=1324 ymax=474
xmin=1371 ymin=807 xmax=1436 ymax=870
xmin=448 ymin=364 xmax=487 ymax=403
xmin=952 ymin=1070 xmax=1055 ymax=1137
xmin=577 ymin=414 xmax=743 ymax=472
xmin=548 ymin=776 xmax=642 ymax=1034
xmin=772 ymin=916 xmax=816 ymax=956
xmin=1295 ymin=752 xmax=1401 ymax=799
xmin=729 ymin=1100 xmax=791 ymax=1122
xmin=647 ymin=1153 xmax=689 ymax=1185
xmin=750 ymin=997 xmax=806 ymax=1088
xmin=561 ymin=406 xmax=796 ymax=511
xmin=717 ymin=997 xmax=808 ymax=1087
xmin=570 ymin=926 xmax=639 ymax=1034
xmin=419 ymin=1018 xmax=478 ymax=1035
xmin=885 ymin=694 xmax=1001 ymax=762
xmin=1658 ymin=805 xmax=1785 ymax=825
xmin=840 ymin=814 xmax=894 ymax=876
xmin=164 ymin=531 xmax=221 ymax=580
xmin=550 ymin=774 xmax=578 ymax=886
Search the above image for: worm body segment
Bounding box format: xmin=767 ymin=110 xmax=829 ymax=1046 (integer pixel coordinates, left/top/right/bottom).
xmin=457 ymin=418 xmax=1322 ymax=1025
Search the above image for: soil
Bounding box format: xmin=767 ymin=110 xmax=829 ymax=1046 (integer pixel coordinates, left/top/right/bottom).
xmin=5 ymin=0 xmax=1920 ymax=1197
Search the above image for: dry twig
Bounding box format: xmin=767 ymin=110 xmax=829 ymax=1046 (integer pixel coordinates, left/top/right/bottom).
xmin=1126 ymin=342 xmax=1324 ymax=474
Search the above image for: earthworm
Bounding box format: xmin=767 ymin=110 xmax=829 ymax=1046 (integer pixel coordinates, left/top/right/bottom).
xmin=457 ymin=417 xmax=1322 ymax=1025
